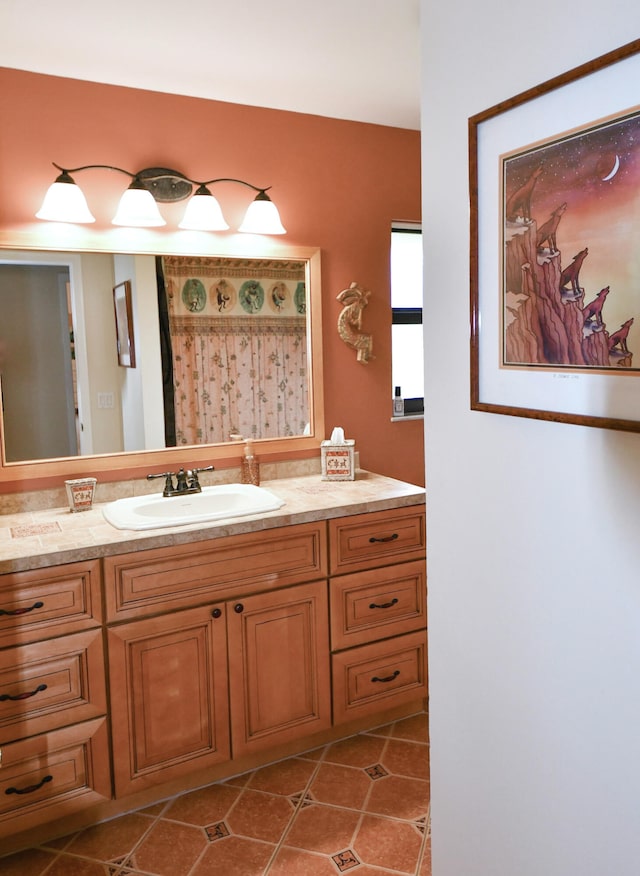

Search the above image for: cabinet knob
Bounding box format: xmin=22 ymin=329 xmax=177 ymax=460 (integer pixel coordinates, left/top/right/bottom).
xmin=234 ymin=603 xmax=244 ymax=614
xmin=211 ymin=608 xmax=222 ymax=619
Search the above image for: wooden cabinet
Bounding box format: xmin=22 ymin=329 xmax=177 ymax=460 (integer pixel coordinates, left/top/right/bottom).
xmin=106 ymin=525 xmax=331 ymax=795
xmin=328 ymin=507 xmax=428 ymax=724
xmin=103 ymin=521 xmax=327 ymax=622
xmin=0 ymin=718 xmax=111 ymax=838
xmin=0 ymin=561 xmax=108 ymax=845
xmin=0 ymin=498 xmax=425 ymax=850
xmin=0 ymin=560 xmax=102 ymax=647
xmin=329 ymin=505 xmax=426 ymax=575
xmin=0 ymin=628 xmax=107 ymax=744
xmin=227 ymin=580 xmax=330 ymax=758
xmin=108 ymin=604 xmax=230 ymax=797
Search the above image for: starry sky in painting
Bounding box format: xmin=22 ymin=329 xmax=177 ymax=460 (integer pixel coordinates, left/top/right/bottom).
xmin=504 ymin=109 xmax=640 ymax=215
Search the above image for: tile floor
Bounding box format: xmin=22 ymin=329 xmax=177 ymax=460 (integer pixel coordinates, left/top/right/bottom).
xmin=1 ymin=712 xmax=430 ymax=876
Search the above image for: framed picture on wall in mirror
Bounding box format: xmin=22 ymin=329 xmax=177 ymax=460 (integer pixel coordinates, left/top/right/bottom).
xmin=469 ymin=39 xmax=640 ymax=432
xmin=113 ymin=279 xmax=136 ymax=368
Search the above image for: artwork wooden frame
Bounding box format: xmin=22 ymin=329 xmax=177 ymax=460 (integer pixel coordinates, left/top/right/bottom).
xmin=470 ymin=39 xmax=640 ymax=432
xmin=113 ymin=280 xmax=136 ymax=368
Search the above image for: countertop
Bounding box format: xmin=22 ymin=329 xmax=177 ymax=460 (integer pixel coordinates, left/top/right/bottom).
xmin=0 ymin=471 xmax=425 ymax=574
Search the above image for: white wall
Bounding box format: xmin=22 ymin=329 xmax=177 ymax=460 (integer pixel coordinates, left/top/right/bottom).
xmin=113 ymin=254 xmax=165 ymax=452
xmin=421 ymin=8 xmax=640 ymax=876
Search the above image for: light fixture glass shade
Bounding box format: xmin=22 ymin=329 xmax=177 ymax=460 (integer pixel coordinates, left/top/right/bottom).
xmin=112 ymin=181 xmax=166 ymax=227
xmin=238 ymin=192 xmax=286 ymax=234
xmin=178 ymin=186 xmax=230 ymax=230
xmin=36 ymin=174 xmax=96 ymax=223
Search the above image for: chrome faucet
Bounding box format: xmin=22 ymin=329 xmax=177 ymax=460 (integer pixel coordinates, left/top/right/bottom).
xmin=147 ymin=465 xmax=215 ymax=497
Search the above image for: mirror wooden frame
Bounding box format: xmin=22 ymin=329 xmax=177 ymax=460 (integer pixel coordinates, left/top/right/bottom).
xmin=0 ymin=241 xmax=324 ymax=492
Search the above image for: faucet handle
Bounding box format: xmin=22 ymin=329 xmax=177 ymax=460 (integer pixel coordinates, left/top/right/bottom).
xmin=188 ymin=465 xmax=215 ymax=490
xmin=147 ymin=471 xmax=176 ymax=496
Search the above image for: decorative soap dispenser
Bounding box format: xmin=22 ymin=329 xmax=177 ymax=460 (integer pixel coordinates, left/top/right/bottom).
xmin=240 ymin=439 xmax=260 ymax=486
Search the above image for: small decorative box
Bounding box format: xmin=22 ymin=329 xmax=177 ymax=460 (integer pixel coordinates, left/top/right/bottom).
xmin=321 ymin=436 xmax=355 ymax=481
xmin=65 ymin=477 xmax=97 ymax=512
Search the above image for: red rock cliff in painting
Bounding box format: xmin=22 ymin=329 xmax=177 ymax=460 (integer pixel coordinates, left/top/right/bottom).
xmin=504 ymin=220 xmax=633 ymax=369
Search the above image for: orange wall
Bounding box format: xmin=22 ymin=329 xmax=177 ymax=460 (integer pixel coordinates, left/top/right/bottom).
xmin=0 ymin=68 xmax=424 ymax=486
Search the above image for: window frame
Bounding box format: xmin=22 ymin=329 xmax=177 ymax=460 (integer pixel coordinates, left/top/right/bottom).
xmin=391 ymin=223 xmax=423 ymax=417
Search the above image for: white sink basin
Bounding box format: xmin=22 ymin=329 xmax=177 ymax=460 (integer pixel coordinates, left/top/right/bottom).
xmin=103 ymin=483 xmax=285 ymax=531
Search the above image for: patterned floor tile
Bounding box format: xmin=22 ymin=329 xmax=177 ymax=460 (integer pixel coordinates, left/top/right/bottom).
xmin=0 ymin=713 xmax=430 ymax=876
xmin=382 ymin=738 xmax=430 ymax=780
xmin=191 ymin=834 xmax=276 ymax=875
xmin=127 ymin=818 xmax=207 ymax=876
xmin=323 ymin=733 xmax=387 ymax=768
xmin=365 ymin=773 xmax=430 ymax=821
xmin=0 ymin=847 xmax=58 ymax=876
xmin=226 ymin=788 xmax=297 ymax=844
xmin=308 ymin=762 xmax=372 ymax=810
xmin=164 ymin=782 xmax=241 ymax=827
xmin=283 ymin=802 xmax=361 ymax=855
xmin=267 ymin=846 xmax=340 ymax=875
xmin=353 ymin=814 xmax=423 ymax=874
xmin=246 ymin=756 xmax=317 ymax=796
xmin=58 ymin=813 xmax=155 ymax=863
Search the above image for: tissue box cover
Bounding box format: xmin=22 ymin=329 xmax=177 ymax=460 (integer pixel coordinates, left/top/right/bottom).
xmin=321 ymin=439 xmax=355 ymax=481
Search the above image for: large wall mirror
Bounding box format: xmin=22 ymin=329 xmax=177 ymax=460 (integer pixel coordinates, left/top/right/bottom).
xmin=0 ymin=243 xmax=324 ymax=490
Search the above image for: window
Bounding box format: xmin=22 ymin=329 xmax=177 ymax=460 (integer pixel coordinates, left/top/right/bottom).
xmin=391 ymin=224 xmax=423 ymax=416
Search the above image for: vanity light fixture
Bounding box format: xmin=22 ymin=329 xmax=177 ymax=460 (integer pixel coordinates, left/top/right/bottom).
xmin=36 ymin=163 xmax=287 ymax=234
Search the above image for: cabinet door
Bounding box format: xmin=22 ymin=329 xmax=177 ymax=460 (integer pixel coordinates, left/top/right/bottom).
xmin=108 ymin=604 xmax=230 ymax=797
xmin=227 ymin=580 xmax=331 ymax=758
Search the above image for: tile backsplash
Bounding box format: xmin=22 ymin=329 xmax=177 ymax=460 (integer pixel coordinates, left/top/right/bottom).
xmin=0 ymin=457 xmax=322 ymax=515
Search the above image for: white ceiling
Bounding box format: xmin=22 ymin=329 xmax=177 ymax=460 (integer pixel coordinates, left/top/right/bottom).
xmin=0 ymin=0 xmax=420 ymax=129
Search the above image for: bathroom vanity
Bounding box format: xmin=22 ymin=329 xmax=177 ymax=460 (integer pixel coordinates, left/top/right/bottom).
xmin=0 ymin=471 xmax=426 ymax=855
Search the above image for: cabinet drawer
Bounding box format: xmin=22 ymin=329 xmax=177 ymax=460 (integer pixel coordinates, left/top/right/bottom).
xmin=330 ymin=560 xmax=426 ymax=650
xmin=104 ymin=522 xmax=327 ymax=621
xmin=0 ymin=629 xmax=107 ymax=745
xmin=0 ymin=560 xmax=102 ymax=647
xmin=332 ymin=630 xmax=428 ymax=724
xmin=329 ymin=506 xmax=425 ymax=575
xmin=0 ymin=717 xmax=111 ymax=839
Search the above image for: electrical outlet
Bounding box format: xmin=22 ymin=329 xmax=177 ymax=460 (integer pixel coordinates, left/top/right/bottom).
xmin=97 ymin=392 xmax=114 ymax=409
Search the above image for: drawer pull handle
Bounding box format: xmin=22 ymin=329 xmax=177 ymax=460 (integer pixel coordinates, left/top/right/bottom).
xmin=211 ymin=608 xmax=222 ymax=619
xmin=234 ymin=603 xmax=244 ymax=614
xmin=0 ymin=683 xmax=48 ymax=702
xmin=5 ymin=774 xmax=53 ymax=796
xmin=368 ymin=533 xmax=399 ymax=544
xmin=0 ymin=601 xmax=44 ymax=617
xmin=371 ymin=670 xmax=400 ymax=684
xmin=369 ymin=598 xmax=399 ymax=610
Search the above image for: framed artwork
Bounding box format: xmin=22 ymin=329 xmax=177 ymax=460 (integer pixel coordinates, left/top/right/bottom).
xmin=113 ymin=280 xmax=136 ymax=368
xmin=470 ymin=39 xmax=640 ymax=431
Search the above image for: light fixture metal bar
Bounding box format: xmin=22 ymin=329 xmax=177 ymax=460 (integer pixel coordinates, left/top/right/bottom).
xmin=39 ymin=162 xmax=286 ymax=233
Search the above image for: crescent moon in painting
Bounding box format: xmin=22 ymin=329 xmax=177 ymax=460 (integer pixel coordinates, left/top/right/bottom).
xmin=602 ymin=154 xmax=620 ymax=181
